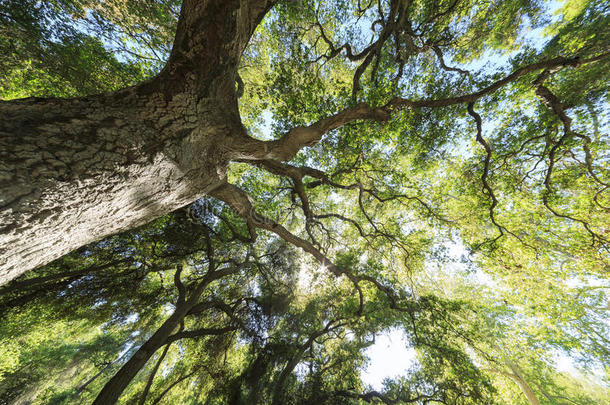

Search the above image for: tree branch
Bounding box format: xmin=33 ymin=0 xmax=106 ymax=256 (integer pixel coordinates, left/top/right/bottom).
xmin=234 ymin=54 xmax=608 ymax=162
xmin=273 ymin=319 xmax=348 ymax=403
xmin=138 ymin=333 xmax=176 ymax=405
xmin=0 ymin=258 xmax=133 ymax=296
xmin=467 ymin=102 xmax=504 ymax=243
xmin=431 ymin=45 xmax=470 ymax=75
xmin=166 ymin=325 xmax=236 ymax=343
xmin=150 ymin=366 xmax=201 ymax=405
xmin=209 ymin=182 xmax=416 ymax=314
xmin=174 ymin=264 xmax=186 ymax=305
xmin=533 ymin=71 xmax=608 ymax=244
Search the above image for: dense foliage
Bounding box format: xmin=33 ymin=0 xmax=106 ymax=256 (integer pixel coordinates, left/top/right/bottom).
xmin=0 ymin=0 xmax=608 ymax=404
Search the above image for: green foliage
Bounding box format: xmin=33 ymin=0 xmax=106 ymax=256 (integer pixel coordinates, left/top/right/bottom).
xmin=0 ymin=0 xmax=177 ymax=98
xmin=1 ymin=0 xmax=609 ymax=404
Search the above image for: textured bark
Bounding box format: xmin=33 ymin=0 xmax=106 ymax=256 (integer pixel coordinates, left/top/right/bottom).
xmin=0 ymin=0 xmax=276 ymax=285
xmin=0 ymin=0 xmax=598 ymax=285
xmin=0 ymin=89 xmax=230 ymax=284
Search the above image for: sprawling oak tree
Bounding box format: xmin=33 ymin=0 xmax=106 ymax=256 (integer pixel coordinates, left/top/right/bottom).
xmin=2 ymin=0 xmax=607 ymax=285
xmin=0 ymin=1 xmax=608 ymax=402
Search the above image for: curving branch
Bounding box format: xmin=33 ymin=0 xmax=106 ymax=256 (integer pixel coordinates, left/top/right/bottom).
xmin=209 ymin=182 xmax=417 ymax=315
xmin=150 ymin=366 xmax=201 ymax=405
xmin=431 ymin=45 xmax=470 ymax=75
xmin=534 ymin=72 xmax=608 ymax=190
xmin=334 ymin=388 xmax=442 ymax=404
xmin=235 ymin=53 xmax=608 ymax=163
xmin=166 ymin=325 xmax=236 ymax=343
xmin=0 ymin=258 xmax=133 ymax=296
xmin=313 ymin=0 xmax=414 ymax=97
xmin=334 ymin=390 xmax=397 ymax=404
xmin=174 ymin=264 xmax=186 ymax=305
xmin=533 ymin=70 xmax=608 ymax=244
xmin=237 ymin=102 xmax=392 ymax=162
xmin=467 ymin=103 xmax=504 ymax=243
xmin=250 ymin=158 xmax=447 ymax=229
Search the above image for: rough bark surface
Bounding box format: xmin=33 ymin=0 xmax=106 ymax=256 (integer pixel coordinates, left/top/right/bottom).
xmin=0 ymin=91 xmax=229 ymax=283
xmin=0 ymin=0 xmax=275 ymax=284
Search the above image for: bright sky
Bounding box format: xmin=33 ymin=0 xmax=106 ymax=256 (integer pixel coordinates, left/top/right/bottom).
xmin=359 ymin=322 xmax=593 ymax=392
xmin=361 ymin=328 xmax=416 ymax=390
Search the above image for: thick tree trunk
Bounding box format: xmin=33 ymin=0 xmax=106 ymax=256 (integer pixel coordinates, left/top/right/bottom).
xmin=0 ymin=91 xmax=232 ymax=284
xmin=0 ymin=0 xmax=276 ymax=284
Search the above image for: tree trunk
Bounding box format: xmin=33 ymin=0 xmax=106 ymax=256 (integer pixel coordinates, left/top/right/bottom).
xmin=92 ymin=265 xmax=225 ymax=403
xmin=0 ymin=91 xmax=231 ymax=284
xmin=505 ymin=360 xmax=541 ymax=405
xmin=485 ymin=361 xmax=541 ymax=405
xmin=0 ymin=0 xmax=276 ymax=285
xmin=92 ymin=303 xmax=191 ymax=405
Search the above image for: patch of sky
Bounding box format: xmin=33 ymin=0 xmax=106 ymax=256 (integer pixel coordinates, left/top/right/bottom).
xmin=163 ymin=302 xmax=176 ymax=315
xmin=552 ymin=348 xmax=609 ymax=387
xmin=91 ymin=298 xmax=107 ymax=309
xmin=114 ymin=333 xmax=140 ymax=362
xmin=250 ymin=110 xmax=276 ymax=140
xmin=297 ymin=259 xmax=331 ymax=293
xmin=294 ymin=361 xmax=309 ymax=382
xmin=361 ymin=328 xmax=417 ymax=391
xmin=124 ymin=313 xmax=139 ymax=324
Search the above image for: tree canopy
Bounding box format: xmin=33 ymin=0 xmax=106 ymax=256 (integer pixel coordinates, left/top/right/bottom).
xmin=0 ymin=0 xmax=608 ymax=404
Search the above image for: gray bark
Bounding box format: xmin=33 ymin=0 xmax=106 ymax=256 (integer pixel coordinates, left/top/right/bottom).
xmin=0 ymin=90 xmax=230 ymax=284
xmin=0 ymin=0 xmax=276 ymax=285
